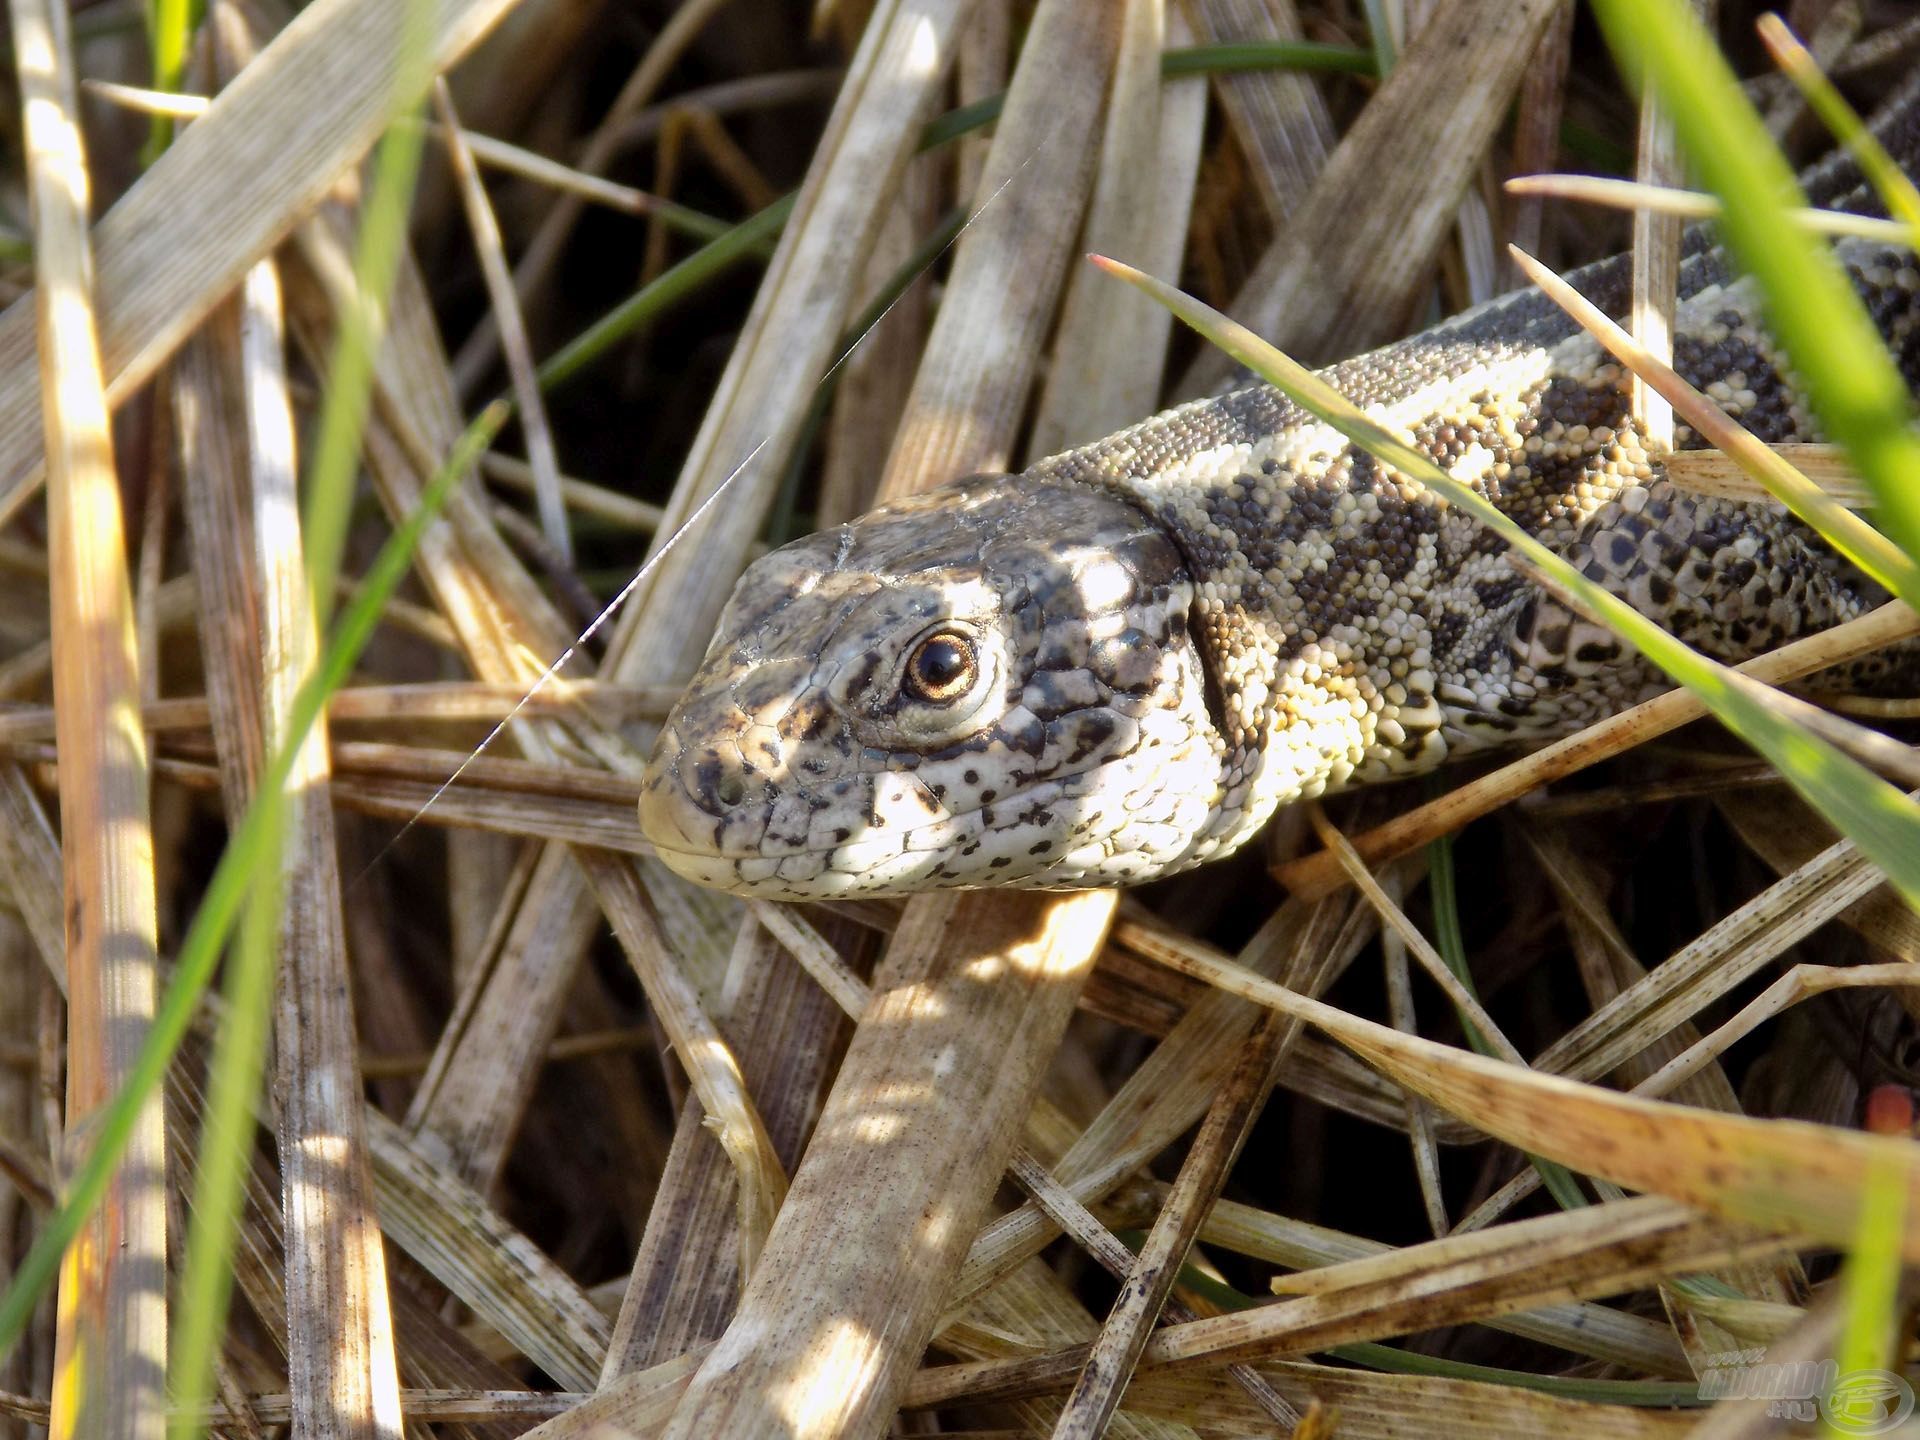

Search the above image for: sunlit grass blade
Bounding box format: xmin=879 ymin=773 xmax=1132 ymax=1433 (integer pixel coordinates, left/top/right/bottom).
xmin=1507 ymin=245 xmax=1920 ymax=609
xmin=0 ymin=400 xmax=509 ymax=1366
xmin=1662 ymin=443 xmax=1871 ymax=506
xmin=1501 ymin=174 xmax=1916 ymax=247
xmin=1590 ymin=0 xmax=1920 ymax=568
xmin=1755 ymin=13 xmax=1920 ymax=237
xmin=1090 ymin=253 xmax=1920 ymax=911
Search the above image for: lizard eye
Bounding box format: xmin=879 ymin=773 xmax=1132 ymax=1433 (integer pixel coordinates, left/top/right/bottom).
xmin=903 ymin=631 xmax=978 ymax=704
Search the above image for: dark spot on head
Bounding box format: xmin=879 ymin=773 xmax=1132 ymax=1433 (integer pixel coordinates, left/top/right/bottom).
xmin=1065 ymin=710 xmax=1119 ymax=765
xmin=1003 ymin=712 xmax=1047 ymax=756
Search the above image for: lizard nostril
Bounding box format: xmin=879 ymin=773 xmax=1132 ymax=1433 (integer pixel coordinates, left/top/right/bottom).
xmin=691 ymin=755 xmax=750 ymax=812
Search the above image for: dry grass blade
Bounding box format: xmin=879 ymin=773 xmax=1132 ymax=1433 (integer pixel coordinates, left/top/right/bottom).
xmin=10 ymin=1 xmax=168 ymax=1433
xmin=1508 ymin=244 xmax=1917 ymax=602
xmin=1274 ymin=597 xmax=1920 ymax=897
xmin=1184 ymin=0 xmax=1564 ymax=391
xmin=0 ymin=572 xmax=195 ymax=701
xmin=0 ymin=766 xmax=65 ymax=992
xmin=1628 ymin=12 xmax=1689 ymax=448
xmin=0 ymin=0 xmax=526 ymax=513
xmin=1050 ymin=1006 xmax=1301 ymax=1437
xmin=1637 ymin=962 xmax=1920 ymax=1101
xmin=658 ymin=889 xmax=1114 ymax=1440
xmin=1081 ymin=1366 xmax=1696 ymax=1439
xmin=1182 ymin=0 xmax=1335 ymax=223
xmin=1716 ymin=785 xmax=1920 ymax=965
xmin=1380 ymin=872 xmax=1452 ymax=1236
xmin=448 ymin=0 xmax=738 ymax=391
xmin=598 ymin=917 xmax=850 ymax=1386
xmin=746 ymin=900 xmax=870 ymax=1019
xmin=1003 ymin=1150 xmax=1301 ymax=1429
xmin=878 ymin=0 xmax=1123 ymax=490
xmin=173 ymin=267 xmax=402 ymax=1440
xmin=1501 ymin=173 xmax=1915 ymax=246
xmin=1197 ymin=1192 xmax=1692 ymax=1374
xmin=605 ymin=0 xmax=978 ymax=687
xmin=949 ymin=895 xmax=1370 ymax=1319
xmin=1503 ymin=1 xmax=1575 ymax=283
xmin=1535 ymin=818 xmax=1895 ymax=1085
xmin=479 ymin=453 xmax=666 ymax=533
xmin=1663 ymin=443 xmax=1871 ymax=505
xmin=1027 ymin=0 xmax=1202 ymax=457
xmin=363 ymin=1110 xmax=610 ymax=1391
xmin=908 ymin=1196 xmax=1787 ymax=1407
xmin=432 ymin=81 xmax=570 ymax=566
xmin=593 ymin=856 xmax=788 ymax=1282
xmin=1141 ymin=939 xmax=1920 ymax=1258
xmin=1307 ymin=805 xmax=1523 ymax=1065
xmin=518 ymin=1348 xmax=707 ymax=1440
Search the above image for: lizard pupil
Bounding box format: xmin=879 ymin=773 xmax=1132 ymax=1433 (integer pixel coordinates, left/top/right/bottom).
xmin=905 ymin=633 xmax=976 ymax=703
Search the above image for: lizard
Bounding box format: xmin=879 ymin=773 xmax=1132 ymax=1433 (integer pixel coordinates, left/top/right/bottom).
xmin=637 ymin=73 xmax=1920 ymax=900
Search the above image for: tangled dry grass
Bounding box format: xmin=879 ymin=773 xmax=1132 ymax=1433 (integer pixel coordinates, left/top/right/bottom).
xmin=3 ymin=1 xmax=1920 ymax=1437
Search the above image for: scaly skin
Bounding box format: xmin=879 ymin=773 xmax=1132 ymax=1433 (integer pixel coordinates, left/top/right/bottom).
xmin=639 ymin=117 xmax=1920 ymax=900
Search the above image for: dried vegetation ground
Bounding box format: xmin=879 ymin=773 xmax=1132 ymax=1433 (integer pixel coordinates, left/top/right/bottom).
xmin=4 ymin=0 xmax=1920 ymax=1437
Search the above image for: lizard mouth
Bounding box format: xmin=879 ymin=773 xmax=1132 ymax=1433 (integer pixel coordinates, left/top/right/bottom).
xmin=637 ymin=750 xmax=975 ymax=898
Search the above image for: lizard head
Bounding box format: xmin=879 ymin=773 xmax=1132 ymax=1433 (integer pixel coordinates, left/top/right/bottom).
xmin=638 ymin=475 xmax=1227 ymax=898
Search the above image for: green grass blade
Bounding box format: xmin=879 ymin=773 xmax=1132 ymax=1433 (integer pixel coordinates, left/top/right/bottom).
xmin=1591 ymin=0 xmax=1920 ymax=569
xmin=161 ymin=9 xmax=440 ymax=1424
xmin=1828 ymin=1099 xmax=1907 ymax=1436
xmin=1170 ymin=1263 xmax=1704 ymax=1404
xmin=538 ymin=45 xmax=1379 ymax=400
xmin=534 ymin=195 xmax=794 ymax=395
xmin=141 ymin=0 xmax=199 ymax=163
xmin=301 ymin=0 xmax=436 ymax=621
xmin=1091 ymin=255 xmax=1920 ymax=912
xmin=167 ymin=868 xmax=283 ymax=1440
xmin=1425 ymin=821 xmax=1587 ymax=1209
xmin=1160 ymin=40 xmax=1376 ymax=79
xmin=0 ymin=402 xmax=508 ymax=1365
xmin=918 ymin=42 xmax=1378 ymax=153
xmin=1360 ymin=0 xmax=1398 ymax=75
